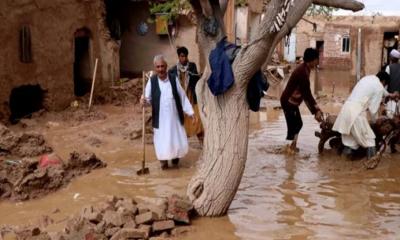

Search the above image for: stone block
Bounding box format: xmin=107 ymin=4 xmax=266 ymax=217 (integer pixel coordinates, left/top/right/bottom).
xmin=103 ymin=210 xmax=124 ymax=227
xmin=138 ymin=224 xmax=151 ymax=239
xmin=152 ymin=220 xmax=175 ymax=232
xmin=110 ymin=228 xmax=148 ymax=240
xmin=135 ymin=211 xmax=157 ymax=225
xmin=123 ymin=219 xmax=137 ymax=229
xmin=105 ymin=227 xmax=120 ymax=237
xmin=167 ymin=195 xmax=193 ymax=224
xmin=115 ymin=199 xmax=138 ymax=214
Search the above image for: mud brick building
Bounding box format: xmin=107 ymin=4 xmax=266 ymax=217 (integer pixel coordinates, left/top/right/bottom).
xmin=0 ymin=0 xmax=199 ymax=122
xmin=295 ymin=16 xmax=400 ymax=80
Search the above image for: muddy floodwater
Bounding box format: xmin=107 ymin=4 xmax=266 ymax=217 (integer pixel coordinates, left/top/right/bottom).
xmin=0 ymin=102 xmax=400 ymax=240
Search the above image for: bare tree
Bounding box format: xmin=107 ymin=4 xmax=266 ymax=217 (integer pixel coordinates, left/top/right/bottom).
xmin=187 ymin=0 xmax=364 ymax=216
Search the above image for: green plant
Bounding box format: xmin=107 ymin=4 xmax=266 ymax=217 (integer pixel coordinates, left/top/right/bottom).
xmin=306 ymin=4 xmax=338 ymax=19
xmin=149 ymin=0 xmax=191 ymax=22
xmin=235 ymin=0 xmax=247 ymax=7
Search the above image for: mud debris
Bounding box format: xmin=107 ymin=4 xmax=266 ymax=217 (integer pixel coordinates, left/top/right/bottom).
xmin=64 ymin=108 xmax=107 ymax=125
xmin=0 ymin=152 xmax=106 ymax=201
xmin=0 ymin=123 xmax=52 ymax=158
xmin=102 ymin=78 xmax=143 ymax=106
xmin=0 ymin=194 xmax=194 ymax=240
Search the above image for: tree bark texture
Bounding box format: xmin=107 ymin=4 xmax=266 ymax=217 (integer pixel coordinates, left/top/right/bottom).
xmin=187 ymin=0 xmax=364 ymax=217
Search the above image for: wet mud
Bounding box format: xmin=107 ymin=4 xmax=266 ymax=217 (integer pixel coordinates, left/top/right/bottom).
xmin=0 ymin=152 xmax=106 ymax=201
xmin=0 ymin=123 xmax=52 ymax=158
xmin=0 ymin=97 xmax=399 ymax=239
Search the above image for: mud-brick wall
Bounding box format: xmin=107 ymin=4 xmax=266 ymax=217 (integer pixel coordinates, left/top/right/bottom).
xmin=361 ymin=27 xmax=385 ymax=76
xmin=119 ymin=1 xmax=200 ymax=76
xmin=322 ymin=25 xmax=352 ymax=70
xmin=0 ymin=0 xmax=119 ymax=121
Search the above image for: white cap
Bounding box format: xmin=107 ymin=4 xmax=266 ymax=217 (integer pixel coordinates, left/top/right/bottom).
xmin=390 ymin=49 xmax=400 ymax=59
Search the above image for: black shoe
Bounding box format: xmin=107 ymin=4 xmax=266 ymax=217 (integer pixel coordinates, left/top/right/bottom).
xmin=172 ymin=158 xmax=179 ymax=166
xmin=160 ymin=161 xmax=168 ymax=170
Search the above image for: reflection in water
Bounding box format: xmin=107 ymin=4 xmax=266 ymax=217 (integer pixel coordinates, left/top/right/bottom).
xmin=229 ymin=112 xmax=400 ymax=240
xmin=0 ymin=104 xmax=400 ymax=240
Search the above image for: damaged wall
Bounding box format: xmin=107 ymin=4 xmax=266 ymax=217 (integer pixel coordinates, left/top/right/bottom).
xmin=0 ymin=0 xmax=119 ymax=122
xmin=119 ymin=1 xmax=200 ymax=76
xmin=296 ymin=16 xmax=400 ymax=87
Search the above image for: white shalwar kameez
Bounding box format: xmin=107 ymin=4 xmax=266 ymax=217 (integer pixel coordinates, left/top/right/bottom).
xmin=332 ymin=75 xmax=388 ymax=150
xmin=144 ymin=76 xmax=194 ymax=160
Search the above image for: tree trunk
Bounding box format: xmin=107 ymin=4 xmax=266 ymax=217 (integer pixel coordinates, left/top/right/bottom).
xmin=187 ymin=0 xmax=364 ymax=217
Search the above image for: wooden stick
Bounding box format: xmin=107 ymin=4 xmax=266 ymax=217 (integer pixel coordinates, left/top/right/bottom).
xmin=88 ymin=58 xmax=99 ymax=111
xmin=142 ymin=70 xmax=146 ymax=171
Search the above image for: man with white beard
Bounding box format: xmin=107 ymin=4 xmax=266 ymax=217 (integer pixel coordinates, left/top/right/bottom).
xmin=141 ymin=55 xmax=195 ymax=169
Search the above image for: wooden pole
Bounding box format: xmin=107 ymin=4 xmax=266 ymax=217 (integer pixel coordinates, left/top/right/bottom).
xmin=356 ymin=28 xmax=362 ymax=82
xmin=141 ymin=71 xmax=146 ymax=172
xmin=88 ymin=58 xmax=99 ymax=111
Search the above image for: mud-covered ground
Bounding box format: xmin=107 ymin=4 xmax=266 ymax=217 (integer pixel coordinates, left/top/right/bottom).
xmin=0 ymin=83 xmax=399 ymax=239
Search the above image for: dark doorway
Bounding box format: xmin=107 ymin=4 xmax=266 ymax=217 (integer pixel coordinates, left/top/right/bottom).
xmin=74 ymin=28 xmax=91 ymax=97
xmin=382 ymin=32 xmax=399 ymax=67
xmin=316 ymin=41 xmax=324 ymax=67
xmin=9 ymin=84 xmax=45 ymax=123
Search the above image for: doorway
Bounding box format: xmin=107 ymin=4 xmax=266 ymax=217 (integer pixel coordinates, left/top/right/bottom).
xmin=9 ymin=84 xmax=45 ymax=123
xmin=74 ymin=28 xmax=92 ymax=97
xmin=316 ymin=41 xmax=324 ymax=67
xmin=382 ymin=31 xmax=399 ymax=68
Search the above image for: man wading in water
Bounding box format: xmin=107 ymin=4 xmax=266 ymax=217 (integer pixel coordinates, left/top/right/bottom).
xmin=280 ymin=48 xmax=324 ymax=153
xmin=141 ymin=55 xmax=195 ymax=169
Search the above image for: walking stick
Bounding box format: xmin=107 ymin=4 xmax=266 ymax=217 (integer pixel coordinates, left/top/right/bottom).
xmin=137 ymin=71 xmax=150 ymax=175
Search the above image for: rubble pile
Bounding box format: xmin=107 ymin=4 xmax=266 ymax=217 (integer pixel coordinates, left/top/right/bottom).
xmin=0 ymin=123 xmax=52 ymax=158
xmin=103 ymin=78 xmax=143 ymax=106
xmin=0 ymin=152 xmax=106 ymax=201
xmin=0 ymin=194 xmax=194 ymax=240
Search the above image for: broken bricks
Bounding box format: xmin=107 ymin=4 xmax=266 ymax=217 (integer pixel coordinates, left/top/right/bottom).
xmin=2 ymin=195 xmax=194 ymax=240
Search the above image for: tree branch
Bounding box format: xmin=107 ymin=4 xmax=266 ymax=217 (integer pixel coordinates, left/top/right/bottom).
xmin=233 ymin=0 xmax=313 ymax=88
xmin=190 ymin=0 xmax=203 ymax=16
xmin=199 ymin=0 xmax=214 ymax=17
xmin=219 ymin=0 xmax=228 ymax=15
xmin=312 ymin=0 xmax=364 ymax=12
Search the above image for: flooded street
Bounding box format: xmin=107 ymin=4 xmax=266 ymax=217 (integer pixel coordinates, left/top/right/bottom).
xmin=231 ymin=106 xmax=400 ymax=240
xmin=0 ymin=102 xmax=400 ymax=239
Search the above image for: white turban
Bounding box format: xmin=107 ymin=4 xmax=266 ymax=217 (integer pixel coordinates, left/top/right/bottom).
xmin=390 ymin=49 xmax=400 ymax=59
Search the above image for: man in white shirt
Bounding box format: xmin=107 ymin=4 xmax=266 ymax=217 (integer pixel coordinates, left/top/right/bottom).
xmin=141 ymin=55 xmax=195 ymax=169
xmin=333 ymin=71 xmax=396 ymax=159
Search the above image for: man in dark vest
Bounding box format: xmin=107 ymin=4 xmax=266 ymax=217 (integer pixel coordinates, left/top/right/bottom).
xmin=385 ymin=49 xmax=400 ymax=152
xmin=169 ymin=46 xmax=204 ymax=144
xmin=141 ymin=55 xmax=195 ymax=169
xmin=385 ymin=49 xmax=400 ymax=118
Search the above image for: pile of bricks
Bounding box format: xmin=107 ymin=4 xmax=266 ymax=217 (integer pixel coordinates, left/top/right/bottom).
xmin=0 ymin=194 xmax=195 ymax=240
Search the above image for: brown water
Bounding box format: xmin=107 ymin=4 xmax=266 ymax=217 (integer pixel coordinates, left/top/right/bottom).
xmin=1 ymin=103 xmax=400 ymax=240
